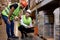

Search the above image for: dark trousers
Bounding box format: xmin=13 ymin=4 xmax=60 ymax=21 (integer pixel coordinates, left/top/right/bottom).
xmin=18 ymin=25 xmax=34 ymax=37
xmin=2 ymin=15 xmax=14 ymax=38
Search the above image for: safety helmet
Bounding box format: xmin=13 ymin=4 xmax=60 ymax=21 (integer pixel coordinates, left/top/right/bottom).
xmin=21 ymin=1 xmax=28 ymax=7
xmin=26 ymin=9 xmax=31 ymax=14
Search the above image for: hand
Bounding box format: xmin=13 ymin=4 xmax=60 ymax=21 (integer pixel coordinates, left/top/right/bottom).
xmin=28 ymin=26 xmax=32 ymax=28
xmin=8 ymin=19 xmax=10 ymax=24
xmin=28 ymin=26 xmax=34 ymax=28
xmin=14 ymin=16 xmax=18 ymax=21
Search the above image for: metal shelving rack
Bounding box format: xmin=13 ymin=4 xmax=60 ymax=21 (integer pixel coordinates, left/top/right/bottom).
xmin=54 ymin=25 xmax=60 ymax=40
xmin=54 ymin=7 xmax=60 ymax=40
xmin=30 ymin=0 xmax=60 ymax=40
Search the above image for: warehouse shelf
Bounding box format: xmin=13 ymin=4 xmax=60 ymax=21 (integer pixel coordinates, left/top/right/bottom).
xmin=31 ymin=0 xmax=53 ymax=12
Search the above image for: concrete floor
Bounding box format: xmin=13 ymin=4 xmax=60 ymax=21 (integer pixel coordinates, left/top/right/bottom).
xmin=0 ymin=20 xmax=7 ymax=40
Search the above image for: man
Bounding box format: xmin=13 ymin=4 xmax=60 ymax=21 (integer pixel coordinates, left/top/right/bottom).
xmin=18 ymin=9 xmax=34 ymax=39
xmin=1 ymin=1 xmax=28 ymax=40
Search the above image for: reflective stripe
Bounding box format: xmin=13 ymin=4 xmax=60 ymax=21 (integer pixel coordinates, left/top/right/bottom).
xmin=5 ymin=10 xmax=8 ymax=14
xmin=10 ymin=13 xmax=16 ymax=20
xmin=5 ymin=7 xmax=10 ymax=15
xmin=12 ymin=13 xmax=16 ymax=16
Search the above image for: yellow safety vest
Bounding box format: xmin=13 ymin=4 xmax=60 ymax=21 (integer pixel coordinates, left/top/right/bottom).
xmin=2 ymin=3 xmax=21 ymax=20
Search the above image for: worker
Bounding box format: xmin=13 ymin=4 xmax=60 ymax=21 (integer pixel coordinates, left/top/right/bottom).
xmin=1 ymin=1 xmax=28 ymax=40
xmin=18 ymin=9 xmax=34 ymax=39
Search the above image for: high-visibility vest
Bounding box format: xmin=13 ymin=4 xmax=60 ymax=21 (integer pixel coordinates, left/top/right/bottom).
xmin=2 ymin=3 xmax=21 ymax=20
xmin=23 ymin=15 xmax=32 ymax=25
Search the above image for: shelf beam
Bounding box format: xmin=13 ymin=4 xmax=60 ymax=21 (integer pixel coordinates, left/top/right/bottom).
xmin=31 ymin=0 xmax=53 ymax=12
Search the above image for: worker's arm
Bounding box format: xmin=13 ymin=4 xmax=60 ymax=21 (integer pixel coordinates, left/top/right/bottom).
xmin=8 ymin=4 xmax=18 ymax=23
xmin=8 ymin=7 xmax=15 ymax=24
xmin=8 ymin=7 xmax=15 ymax=19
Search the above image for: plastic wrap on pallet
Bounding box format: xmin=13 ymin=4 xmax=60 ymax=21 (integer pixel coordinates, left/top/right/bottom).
xmin=54 ymin=25 xmax=60 ymax=40
xmin=43 ymin=23 xmax=53 ymax=37
xmin=38 ymin=11 xmax=45 ymax=36
xmin=44 ymin=14 xmax=54 ymax=38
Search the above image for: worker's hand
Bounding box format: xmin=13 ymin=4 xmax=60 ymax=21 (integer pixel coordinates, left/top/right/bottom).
xmin=28 ymin=26 xmax=32 ymax=28
xmin=14 ymin=16 xmax=19 ymax=21
xmin=28 ymin=26 xmax=34 ymax=28
xmin=8 ymin=19 xmax=10 ymax=24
